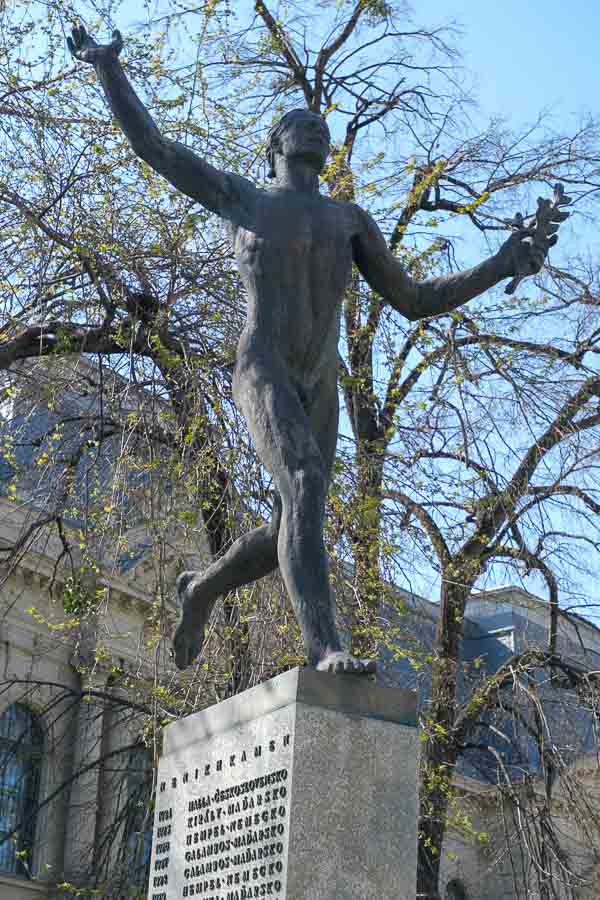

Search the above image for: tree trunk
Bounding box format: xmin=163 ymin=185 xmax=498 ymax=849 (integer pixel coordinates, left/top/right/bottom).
xmin=417 ymin=575 xmax=473 ymax=899
xmin=350 ymin=446 xmax=384 ymax=657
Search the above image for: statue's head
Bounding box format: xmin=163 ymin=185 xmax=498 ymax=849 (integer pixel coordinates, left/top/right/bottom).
xmin=266 ymin=109 xmax=331 ymax=178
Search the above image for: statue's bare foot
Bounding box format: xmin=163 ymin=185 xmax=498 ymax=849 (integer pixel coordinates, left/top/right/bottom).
xmin=316 ymin=650 xmax=376 ymax=675
xmin=172 ymin=571 xmax=215 ymax=670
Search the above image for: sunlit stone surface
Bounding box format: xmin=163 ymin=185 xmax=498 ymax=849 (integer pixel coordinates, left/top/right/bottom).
xmin=148 ymin=668 xmax=417 ymax=900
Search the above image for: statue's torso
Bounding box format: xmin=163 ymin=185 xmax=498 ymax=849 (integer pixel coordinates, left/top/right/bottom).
xmin=233 ymin=190 xmax=358 ymax=387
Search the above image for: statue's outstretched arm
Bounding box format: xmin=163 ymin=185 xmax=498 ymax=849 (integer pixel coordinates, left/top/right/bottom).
xmin=352 ymin=207 xmax=552 ymax=321
xmin=68 ymin=25 xmax=255 ymax=224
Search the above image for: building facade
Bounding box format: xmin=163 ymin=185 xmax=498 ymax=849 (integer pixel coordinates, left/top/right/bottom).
xmin=1 ymin=361 xmax=598 ymax=899
xmin=2 ymin=519 xmax=598 ymax=900
xmin=0 ymin=492 xmax=165 ymax=899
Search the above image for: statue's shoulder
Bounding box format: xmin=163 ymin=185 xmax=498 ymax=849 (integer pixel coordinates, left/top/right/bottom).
xmin=226 ymin=170 xmax=261 ymax=199
xmin=324 ymin=196 xmax=365 ymax=230
xmin=341 ymin=200 xmax=370 ymax=236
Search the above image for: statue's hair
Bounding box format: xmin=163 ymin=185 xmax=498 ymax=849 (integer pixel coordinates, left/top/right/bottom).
xmin=265 ymin=109 xmax=330 ymax=178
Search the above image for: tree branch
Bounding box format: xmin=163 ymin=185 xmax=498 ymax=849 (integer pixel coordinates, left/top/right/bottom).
xmin=313 ymin=1 xmax=365 ymax=112
xmin=383 ymin=489 xmax=451 ymax=567
xmin=254 ymin=1 xmax=314 ymax=107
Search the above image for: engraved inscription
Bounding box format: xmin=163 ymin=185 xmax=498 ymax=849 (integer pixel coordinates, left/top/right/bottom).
xmin=149 ymin=733 xmax=292 ymax=900
xmin=181 ymin=769 xmax=288 ymax=899
xmin=152 ymin=806 xmax=172 ymax=892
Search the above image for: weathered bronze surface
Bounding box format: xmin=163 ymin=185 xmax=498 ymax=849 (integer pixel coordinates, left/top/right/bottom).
xmin=69 ymin=25 xmax=556 ymax=674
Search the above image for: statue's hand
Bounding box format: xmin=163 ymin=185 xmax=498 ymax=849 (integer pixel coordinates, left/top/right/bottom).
xmin=499 ymin=228 xmax=556 ymax=279
xmin=67 ymin=23 xmax=123 ymax=65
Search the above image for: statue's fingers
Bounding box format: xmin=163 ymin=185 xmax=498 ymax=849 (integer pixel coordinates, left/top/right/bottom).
xmin=508 ymin=228 xmax=532 ymax=248
xmin=546 ymin=234 xmax=559 ymax=248
xmin=74 ymin=24 xmax=87 ymax=48
xmin=530 ymin=250 xmax=545 ymax=273
xmin=112 ymin=29 xmax=123 ymax=52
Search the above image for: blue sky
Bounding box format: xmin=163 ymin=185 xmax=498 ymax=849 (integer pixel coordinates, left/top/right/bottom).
xmin=113 ymin=0 xmax=597 ymax=125
xmin=412 ymin=2 xmax=599 ymax=612
xmin=220 ymin=0 xmax=600 ymax=613
xmin=421 ymin=0 xmax=597 ymax=123
xmin=114 ymin=0 xmax=597 ymax=131
xmin=84 ymin=0 xmax=600 ymax=615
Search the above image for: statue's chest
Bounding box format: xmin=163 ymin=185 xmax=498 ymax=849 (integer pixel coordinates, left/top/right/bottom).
xmin=236 ymin=201 xmax=347 ymax=261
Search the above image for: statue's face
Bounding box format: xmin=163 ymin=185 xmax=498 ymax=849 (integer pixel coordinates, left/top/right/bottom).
xmin=276 ymin=111 xmax=331 ymax=172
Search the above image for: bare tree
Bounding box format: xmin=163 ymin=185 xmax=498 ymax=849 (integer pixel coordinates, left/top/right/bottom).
xmin=2 ymin=2 xmax=600 ymax=898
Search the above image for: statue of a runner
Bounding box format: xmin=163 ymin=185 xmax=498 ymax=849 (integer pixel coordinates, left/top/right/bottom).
xmin=69 ymin=26 xmax=557 ymax=675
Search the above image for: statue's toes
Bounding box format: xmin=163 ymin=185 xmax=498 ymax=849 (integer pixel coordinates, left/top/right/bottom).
xmin=320 ymin=653 xmax=376 ymax=675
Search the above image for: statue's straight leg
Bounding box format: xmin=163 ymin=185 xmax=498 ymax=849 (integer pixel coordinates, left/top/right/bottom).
xmin=233 ymin=345 xmax=342 ymax=667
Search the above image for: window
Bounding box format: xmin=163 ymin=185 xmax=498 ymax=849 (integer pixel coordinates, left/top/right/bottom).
xmin=495 ymin=627 xmax=515 ymax=652
xmin=446 ymin=878 xmax=468 ymax=900
xmin=121 ymin=746 xmax=153 ymax=895
xmin=0 ymin=375 xmax=14 ymax=422
xmin=95 ymin=743 xmax=154 ymax=898
xmin=0 ymin=704 xmax=43 ymax=876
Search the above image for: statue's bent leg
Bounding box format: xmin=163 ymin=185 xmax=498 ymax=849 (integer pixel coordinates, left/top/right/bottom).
xmin=234 ymin=351 xmax=374 ymax=673
xmin=172 ymin=498 xmax=281 ymax=670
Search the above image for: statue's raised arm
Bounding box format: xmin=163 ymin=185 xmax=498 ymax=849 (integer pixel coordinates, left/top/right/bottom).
xmin=68 ymin=25 xmax=256 ymax=226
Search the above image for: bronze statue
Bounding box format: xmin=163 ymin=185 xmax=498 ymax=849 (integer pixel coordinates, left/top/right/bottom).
xmin=69 ymin=25 xmax=557 ymax=675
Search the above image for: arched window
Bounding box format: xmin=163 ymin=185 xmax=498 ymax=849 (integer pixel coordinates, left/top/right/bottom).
xmin=0 ymin=704 xmax=43 ymax=876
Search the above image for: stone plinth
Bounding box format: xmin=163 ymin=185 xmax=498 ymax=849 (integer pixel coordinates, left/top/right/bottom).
xmin=148 ymin=667 xmax=418 ymax=900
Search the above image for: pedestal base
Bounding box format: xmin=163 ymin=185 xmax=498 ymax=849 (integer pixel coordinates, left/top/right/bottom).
xmin=149 ymin=668 xmax=418 ymax=900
